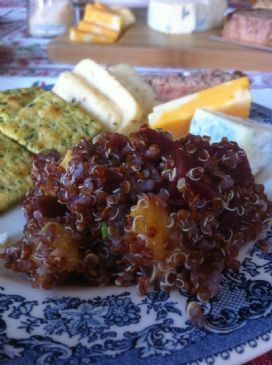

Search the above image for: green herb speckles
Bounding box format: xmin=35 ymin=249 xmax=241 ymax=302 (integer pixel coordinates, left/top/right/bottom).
xmin=0 ymin=91 xmax=102 ymax=155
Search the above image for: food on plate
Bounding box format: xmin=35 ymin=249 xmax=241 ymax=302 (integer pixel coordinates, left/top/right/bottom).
xmin=252 ymin=0 xmax=272 ymax=10
xmin=70 ymin=2 xmax=135 ymax=43
xmin=0 ymin=91 xmax=101 ymax=155
xmin=74 ymin=59 xmax=142 ymax=134
xmin=109 ymin=64 xmax=156 ymax=119
xmin=0 ymin=132 xmax=32 ymax=211
xmin=148 ymin=77 xmax=252 ymax=140
xmin=53 ymin=72 xmax=122 ymax=131
xmin=1 ymin=128 xmax=270 ymax=326
xmin=148 ymin=0 xmax=227 ymax=34
xmin=0 ymin=232 xmax=8 ymax=247
xmin=190 ymin=109 xmax=272 ymax=175
xmin=256 ymin=164 xmax=272 ymax=200
xmin=0 ymin=87 xmax=43 ymax=123
xmin=54 ymin=59 xmax=143 ymax=134
xmin=222 ymin=9 xmax=272 ymax=47
xmin=144 ymin=70 xmax=245 ymax=102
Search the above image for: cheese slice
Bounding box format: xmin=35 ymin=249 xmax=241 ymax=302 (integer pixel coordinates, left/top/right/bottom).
xmin=77 ymin=20 xmax=120 ymax=40
xmin=111 ymin=5 xmax=136 ymax=28
xmin=189 ymin=108 xmax=272 ymax=175
xmin=53 ymin=72 xmax=122 ymax=131
xmin=148 ymin=77 xmax=252 ymax=140
xmin=94 ymin=2 xmax=110 ymax=12
xmin=84 ymin=4 xmax=122 ymax=32
xmin=69 ymin=27 xmax=115 ymax=43
xmin=94 ymin=2 xmax=135 ymax=29
xmin=73 ymin=59 xmax=142 ymax=134
xmin=109 ymin=63 xmax=156 ymax=119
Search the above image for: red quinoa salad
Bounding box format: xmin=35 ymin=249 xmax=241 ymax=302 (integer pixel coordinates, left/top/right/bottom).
xmin=1 ymin=128 xmax=271 ymax=322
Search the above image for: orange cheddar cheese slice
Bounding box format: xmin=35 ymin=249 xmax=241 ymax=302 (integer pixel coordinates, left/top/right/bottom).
xmin=111 ymin=6 xmax=136 ymax=28
xmin=94 ymin=3 xmax=135 ymax=29
xmin=83 ymin=4 xmax=122 ymax=32
xmin=69 ymin=27 xmax=115 ymax=43
xmin=78 ymin=21 xmax=120 ymax=40
xmin=148 ymin=77 xmax=252 ymax=140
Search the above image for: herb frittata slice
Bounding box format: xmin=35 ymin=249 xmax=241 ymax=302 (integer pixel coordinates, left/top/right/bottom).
xmin=0 ymin=132 xmax=32 ymax=212
xmin=0 ymin=87 xmax=43 ymax=123
xmin=0 ymin=91 xmax=102 ymax=155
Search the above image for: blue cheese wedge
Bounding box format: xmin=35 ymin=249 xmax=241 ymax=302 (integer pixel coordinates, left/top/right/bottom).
xmin=0 ymin=232 xmax=8 ymax=247
xmin=255 ymin=164 xmax=272 ymax=200
xmin=148 ymin=0 xmax=227 ymax=34
xmin=190 ymin=108 xmax=272 ymax=175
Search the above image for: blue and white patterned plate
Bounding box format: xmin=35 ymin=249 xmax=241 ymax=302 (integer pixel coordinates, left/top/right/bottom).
xmin=0 ymin=80 xmax=272 ymax=365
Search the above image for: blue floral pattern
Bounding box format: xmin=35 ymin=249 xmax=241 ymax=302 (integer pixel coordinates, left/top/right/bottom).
xmin=106 ymin=297 xmax=140 ymax=326
xmin=250 ymin=103 xmax=272 ymax=125
xmin=0 ymin=219 xmax=271 ymax=365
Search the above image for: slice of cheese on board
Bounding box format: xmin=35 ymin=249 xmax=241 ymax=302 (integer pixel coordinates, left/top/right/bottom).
xmin=84 ymin=4 xmax=122 ymax=32
xmin=70 ymin=2 xmax=135 ymax=44
xmin=69 ymin=27 xmax=115 ymax=43
xmin=111 ymin=5 xmax=136 ymax=28
xmin=53 ymin=72 xmax=122 ymax=131
xmin=94 ymin=2 xmax=110 ymax=12
xmin=148 ymin=77 xmax=252 ymax=140
xmin=77 ymin=20 xmax=119 ymax=40
xmin=92 ymin=2 xmax=135 ymax=29
xmin=189 ymin=108 xmax=272 ymax=175
xmin=73 ymin=59 xmax=142 ymax=134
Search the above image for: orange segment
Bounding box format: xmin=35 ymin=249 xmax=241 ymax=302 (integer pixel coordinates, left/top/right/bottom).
xmin=130 ymin=195 xmax=170 ymax=261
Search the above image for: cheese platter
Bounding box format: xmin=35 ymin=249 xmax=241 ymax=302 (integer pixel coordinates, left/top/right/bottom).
xmin=48 ymin=9 xmax=272 ymax=71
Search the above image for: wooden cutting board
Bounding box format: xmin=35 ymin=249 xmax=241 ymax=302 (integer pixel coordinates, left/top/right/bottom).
xmin=48 ymin=9 xmax=272 ymax=71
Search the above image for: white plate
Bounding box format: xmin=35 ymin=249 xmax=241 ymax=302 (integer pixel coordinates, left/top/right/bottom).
xmin=0 ymin=77 xmax=272 ymax=365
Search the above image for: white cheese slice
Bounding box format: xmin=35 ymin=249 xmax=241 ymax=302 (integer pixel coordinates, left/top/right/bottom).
xmin=189 ymin=108 xmax=272 ymax=175
xmin=53 ymin=72 xmax=122 ymax=131
xmin=109 ymin=63 xmax=156 ymax=119
xmin=73 ymin=59 xmax=143 ymax=135
xmin=147 ymin=0 xmax=227 ymax=34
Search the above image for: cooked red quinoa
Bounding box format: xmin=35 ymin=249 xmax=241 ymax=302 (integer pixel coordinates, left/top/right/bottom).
xmin=1 ymin=129 xmax=270 ymax=313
